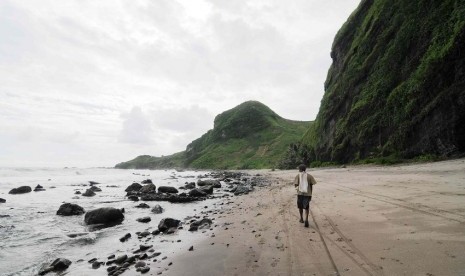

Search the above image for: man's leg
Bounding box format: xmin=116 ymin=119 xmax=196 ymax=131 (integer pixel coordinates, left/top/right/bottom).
xmin=304 ymin=208 xmax=309 ymax=227
xmin=299 ymin=208 xmax=304 ymax=223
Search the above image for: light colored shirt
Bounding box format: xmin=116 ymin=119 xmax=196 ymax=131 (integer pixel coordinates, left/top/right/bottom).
xmin=294 ymin=172 xmax=317 ymax=196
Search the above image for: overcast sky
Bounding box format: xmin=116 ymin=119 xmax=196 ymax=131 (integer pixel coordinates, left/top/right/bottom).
xmin=0 ymin=0 xmax=360 ymax=167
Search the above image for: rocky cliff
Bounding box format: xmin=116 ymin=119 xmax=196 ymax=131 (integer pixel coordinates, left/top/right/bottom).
xmin=302 ymin=0 xmax=465 ymax=163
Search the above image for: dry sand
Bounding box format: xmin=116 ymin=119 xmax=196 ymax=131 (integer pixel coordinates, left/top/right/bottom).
xmin=165 ymin=158 xmax=465 ymax=276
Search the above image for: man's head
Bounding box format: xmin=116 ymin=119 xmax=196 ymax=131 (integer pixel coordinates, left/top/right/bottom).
xmin=298 ymin=164 xmax=306 ymax=172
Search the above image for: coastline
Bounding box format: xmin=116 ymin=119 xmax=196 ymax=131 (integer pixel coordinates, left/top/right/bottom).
xmin=167 ymin=159 xmax=465 ymax=276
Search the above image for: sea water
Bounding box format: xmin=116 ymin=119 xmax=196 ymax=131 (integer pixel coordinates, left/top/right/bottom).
xmin=0 ymin=167 xmax=223 ymax=275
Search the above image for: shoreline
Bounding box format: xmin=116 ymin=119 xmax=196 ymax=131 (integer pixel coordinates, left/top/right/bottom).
xmin=167 ymin=158 xmax=465 ymax=275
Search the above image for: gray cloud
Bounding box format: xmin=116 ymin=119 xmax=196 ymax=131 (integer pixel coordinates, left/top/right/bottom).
xmin=119 ymin=107 xmax=153 ymax=145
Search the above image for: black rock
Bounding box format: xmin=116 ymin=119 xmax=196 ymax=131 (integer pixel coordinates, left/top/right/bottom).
xmin=188 ymin=218 xmax=213 ymax=231
xmin=107 ymin=266 xmax=117 ymax=272
xmin=137 ymin=217 xmax=151 ymax=223
xmin=234 ymin=185 xmax=251 ymax=195
xmin=89 ymin=186 xmax=102 ymax=192
xmin=188 ymin=188 xmax=207 ymax=197
xmin=56 ymin=203 xmax=85 ymax=216
xmin=74 ymin=191 xmax=81 ymax=194
xmin=39 ymin=258 xmax=72 ymax=275
xmin=141 ymin=179 xmax=152 ymax=184
xmin=88 ymin=181 xmax=100 ymax=185
xmin=92 ymin=261 xmax=101 ymax=269
xmin=158 ymin=218 xmax=181 ymax=232
xmin=114 ymin=255 xmax=127 ymax=264
xmin=82 ymin=189 xmax=96 ymax=197
xmin=128 ymin=195 xmax=139 ymax=201
xmin=189 ymin=245 xmax=194 ymax=251
xmin=135 ymin=203 xmax=150 ymax=208
xmin=184 ymin=182 xmax=196 ymax=189
xmin=139 ymin=244 xmax=152 ymax=251
xmin=158 ymin=186 xmax=178 ymax=194
xmin=151 ymin=204 xmax=164 ymax=214
xmin=34 ymin=184 xmax=46 ymax=192
xmin=135 ymin=261 xmax=146 ymax=268
xmin=0 ymin=198 xmax=5 ymax=203
xmin=199 ymin=185 xmax=213 ymax=195
xmin=125 ymin=183 xmax=142 ymax=192
xmin=8 ymin=186 xmax=32 ymax=194
xmin=84 ymin=207 xmax=124 ymax=225
xmin=151 ymin=230 xmax=160 ymax=235
xmin=139 ymin=183 xmax=156 ymax=193
xmin=197 ymin=179 xmax=221 ymax=188
xmin=140 ymin=267 xmax=150 ymax=274
xmin=120 ymin=233 xmax=131 ymax=242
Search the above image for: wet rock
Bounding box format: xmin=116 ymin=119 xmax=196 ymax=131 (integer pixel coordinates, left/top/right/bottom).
xmin=34 ymin=184 xmax=46 ymax=192
xmin=120 ymin=233 xmax=131 ymax=242
xmin=74 ymin=191 xmax=81 ymax=195
xmin=189 ymin=246 xmax=194 ymax=251
xmin=107 ymin=266 xmax=117 ymax=272
xmin=139 ymin=183 xmax=156 ymax=193
xmin=114 ymin=255 xmax=127 ymax=264
xmin=56 ymin=203 xmax=85 ymax=216
xmin=184 ymin=182 xmax=196 ymax=189
xmin=135 ymin=203 xmax=150 ymax=209
xmin=108 ymin=254 xmax=115 ymax=259
xmin=125 ymin=183 xmax=142 ymax=192
xmin=88 ymin=181 xmax=100 ymax=185
xmin=8 ymin=186 xmax=31 ymax=194
xmin=188 ymin=218 xmax=213 ymax=232
xmin=140 ymin=244 xmax=152 ymax=251
xmin=158 ymin=218 xmax=181 ymax=233
xmin=199 ymin=185 xmax=213 ymax=195
xmin=135 ymin=261 xmax=146 ymax=268
xmin=151 ymin=230 xmax=160 ymax=235
xmin=128 ymin=195 xmax=139 ymax=201
xmin=39 ymin=258 xmax=72 ymax=275
xmin=138 ymin=231 xmax=150 ymax=237
xmin=89 ymin=186 xmax=102 ymax=192
xmin=92 ymin=261 xmax=101 ymax=269
xmin=137 ymin=217 xmax=151 ymax=223
xmin=197 ymin=179 xmax=221 ymax=188
xmin=0 ymin=198 xmax=5 ymax=203
xmin=141 ymin=193 xmax=200 ymax=203
xmin=140 ymin=267 xmax=150 ymax=274
xmin=151 ymin=204 xmax=164 ymax=214
xmin=82 ymin=189 xmax=96 ymax=197
xmin=234 ymin=185 xmax=251 ymax=196
xmin=188 ymin=188 xmax=207 ymax=197
xmin=158 ymin=186 xmax=178 ymax=194
xmin=141 ymin=179 xmax=152 ymax=184
xmin=84 ymin=207 xmax=124 ymax=225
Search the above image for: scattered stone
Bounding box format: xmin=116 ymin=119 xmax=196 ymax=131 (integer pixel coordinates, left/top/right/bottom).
xmin=140 ymin=183 xmax=156 ymax=193
xmin=108 ymin=254 xmax=115 ymax=259
xmin=34 ymin=184 xmax=46 ymax=192
xmin=234 ymin=185 xmax=251 ymax=196
xmin=188 ymin=218 xmax=213 ymax=231
xmin=39 ymin=258 xmax=72 ymax=275
xmin=184 ymin=182 xmax=196 ymax=189
xmin=135 ymin=203 xmax=150 ymax=208
xmin=0 ymin=198 xmax=5 ymax=203
xmin=56 ymin=203 xmax=85 ymax=216
xmin=8 ymin=186 xmax=32 ymax=194
xmin=82 ymin=189 xmax=96 ymax=197
xmin=89 ymin=181 xmax=100 ymax=185
xmin=158 ymin=218 xmax=181 ymax=233
xmin=128 ymin=195 xmax=139 ymax=201
xmin=141 ymin=179 xmax=152 ymax=184
xmin=197 ymin=179 xmax=221 ymax=187
xmin=188 ymin=188 xmax=207 ymax=197
xmin=140 ymin=267 xmax=150 ymax=274
xmin=114 ymin=255 xmax=128 ymax=264
xmin=151 ymin=204 xmax=164 ymax=214
xmin=107 ymin=266 xmax=117 ymax=272
xmin=84 ymin=207 xmax=124 ymax=225
xmin=89 ymin=186 xmax=102 ymax=192
xmin=120 ymin=233 xmax=131 ymax=242
xmin=140 ymin=244 xmax=152 ymax=251
xmin=137 ymin=217 xmax=151 ymax=223
xmin=74 ymin=191 xmax=81 ymax=194
xmin=88 ymin=258 xmax=97 ymax=263
xmin=152 ymin=230 xmax=160 ymax=235
xmin=138 ymin=231 xmax=150 ymax=237
xmin=125 ymin=183 xmax=143 ymax=192
xmin=199 ymin=185 xmax=214 ymax=195
xmin=158 ymin=186 xmax=179 ymax=194
xmin=188 ymin=246 xmax=194 ymax=251
xmin=135 ymin=261 xmax=146 ymax=268
xmin=92 ymin=261 xmax=101 ymax=269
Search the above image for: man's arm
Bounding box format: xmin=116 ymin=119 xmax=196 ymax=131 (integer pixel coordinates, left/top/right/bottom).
xmin=308 ymin=174 xmax=316 ymax=185
xmin=294 ymin=175 xmax=299 ymax=187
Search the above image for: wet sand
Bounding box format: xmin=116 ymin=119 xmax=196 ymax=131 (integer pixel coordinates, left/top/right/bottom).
xmin=168 ymin=158 xmax=465 ymax=276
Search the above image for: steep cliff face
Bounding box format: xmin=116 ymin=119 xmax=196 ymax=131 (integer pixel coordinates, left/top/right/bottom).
xmin=304 ymin=0 xmax=465 ymax=163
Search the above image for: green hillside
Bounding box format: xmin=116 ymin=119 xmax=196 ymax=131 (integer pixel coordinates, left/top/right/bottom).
xmin=115 ymin=101 xmax=311 ymax=169
xmin=288 ymin=0 xmax=465 ymax=166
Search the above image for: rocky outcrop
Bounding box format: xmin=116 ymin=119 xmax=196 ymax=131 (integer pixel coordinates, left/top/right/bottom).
xmin=125 ymin=183 xmax=142 ymax=192
xmin=56 ymin=203 xmax=85 ymax=216
xmin=84 ymin=207 xmax=124 ymax=225
xmin=158 ymin=186 xmax=178 ymax=194
xmin=158 ymin=218 xmax=180 ymax=233
xmin=39 ymin=258 xmax=72 ymax=275
xmin=139 ymin=183 xmax=156 ymax=193
xmin=9 ymin=186 xmax=31 ymax=194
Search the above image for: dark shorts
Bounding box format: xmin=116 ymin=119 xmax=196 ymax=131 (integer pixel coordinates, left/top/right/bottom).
xmin=297 ymin=195 xmax=312 ymax=210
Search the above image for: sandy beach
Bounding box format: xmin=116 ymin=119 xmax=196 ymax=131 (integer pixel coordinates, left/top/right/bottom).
xmin=168 ymin=158 xmax=465 ymax=276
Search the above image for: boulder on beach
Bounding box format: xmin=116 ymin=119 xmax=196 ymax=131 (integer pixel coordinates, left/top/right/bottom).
xmin=0 ymin=198 xmax=5 ymax=203
xmin=74 ymin=191 xmax=81 ymax=194
xmin=183 ymin=182 xmax=196 ymax=189
xmin=141 ymin=179 xmax=152 ymax=184
xmin=128 ymin=195 xmax=139 ymax=201
xmin=136 ymin=217 xmax=151 ymax=223
xmin=125 ymin=183 xmax=142 ymax=192
xmin=234 ymin=185 xmax=252 ymax=196
xmin=56 ymin=203 xmax=85 ymax=216
xmin=188 ymin=188 xmax=207 ymax=197
xmin=158 ymin=218 xmax=181 ymax=232
xmin=151 ymin=204 xmax=164 ymax=214
xmin=82 ymin=189 xmax=96 ymax=197
xmin=89 ymin=186 xmax=102 ymax=192
xmin=158 ymin=186 xmax=178 ymax=194
xmin=199 ymin=185 xmax=214 ymax=195
xmin=8 ymin=186 xmax=32 ymax=194
xmin=34 ymin=184 xmax=46 ymax=192
xmin=135 ymin=203 xmax=150 ymax=208
xmin=84 ymin=207 xmax=124 ymax=225
xmin=88 ymin=181 xmax=100 ymax=185
xmin=39 ymin=258 xmax=72 ymax=275
xmin=139 ymin=183 xmax=156 ymax=193
xmin=197 ymin=179 xmax=221 ymax=188
xmin=188 ymin=218 xmax=213 ymax=231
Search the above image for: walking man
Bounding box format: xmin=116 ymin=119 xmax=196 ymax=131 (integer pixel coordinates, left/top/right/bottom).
xmin=294 ymin=164 xmax=316 ymax=227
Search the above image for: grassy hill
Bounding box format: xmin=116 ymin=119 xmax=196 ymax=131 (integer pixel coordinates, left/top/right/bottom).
xmin=115 ymin=101 xmax=311 ymax=169
xmin=287 ymin=0 xmax=465 ymax=166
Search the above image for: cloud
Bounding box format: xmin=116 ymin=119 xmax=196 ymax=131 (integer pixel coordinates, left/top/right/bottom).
xmin=119 ymin=106 xmax=154 ymax=145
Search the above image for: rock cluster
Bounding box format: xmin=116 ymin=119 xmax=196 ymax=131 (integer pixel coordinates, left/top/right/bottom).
xmin=56 ymin=203 xmax=85 ymax=216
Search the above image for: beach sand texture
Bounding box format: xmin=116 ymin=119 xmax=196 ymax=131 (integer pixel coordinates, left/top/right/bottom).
xmin=168 ymin=159 xmax=465 ymax=276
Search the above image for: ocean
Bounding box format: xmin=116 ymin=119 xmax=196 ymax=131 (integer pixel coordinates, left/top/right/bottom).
xmin=0 ymin=167 xmax=228 ymax=275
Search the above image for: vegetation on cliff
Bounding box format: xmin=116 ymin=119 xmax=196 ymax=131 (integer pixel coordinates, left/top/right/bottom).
xmin=286 ymin=0 xmax=465 ymax=166
xmin=116 ymin=101 xmax=310 ymax=169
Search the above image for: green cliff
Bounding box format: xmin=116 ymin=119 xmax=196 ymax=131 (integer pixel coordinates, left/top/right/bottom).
xmin=297 ymin=0 xmax=465 ymax=164
xmin=116 ymin=101 xmax=311 ymax=169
